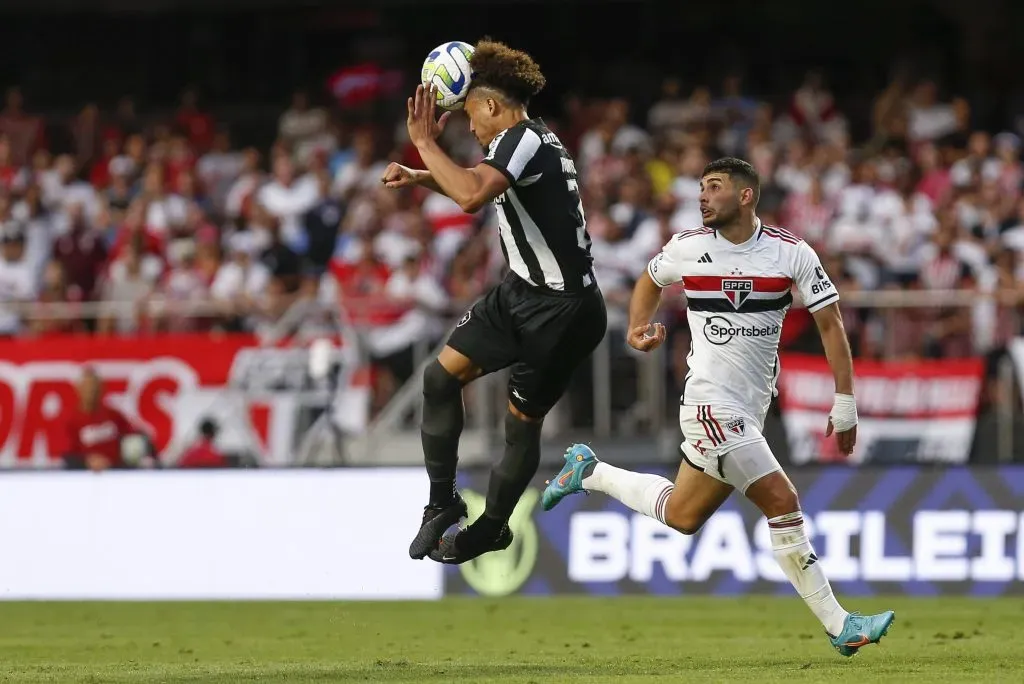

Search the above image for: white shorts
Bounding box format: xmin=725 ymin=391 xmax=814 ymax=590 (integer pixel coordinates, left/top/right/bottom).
xmin=678 ymin=404 xmax=781 ymax=493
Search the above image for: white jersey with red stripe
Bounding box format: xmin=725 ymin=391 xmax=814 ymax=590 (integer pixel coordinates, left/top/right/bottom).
xmin=647 ymin=218 xmax=839 ymax=424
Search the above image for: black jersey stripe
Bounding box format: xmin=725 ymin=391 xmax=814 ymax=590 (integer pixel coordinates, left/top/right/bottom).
xmin=686 ymin=293 xmax=793 ymax=313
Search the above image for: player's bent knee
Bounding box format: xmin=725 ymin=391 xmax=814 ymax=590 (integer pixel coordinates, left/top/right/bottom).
xmin=665 ymin=512 xmax=704 ymax=536
xmin=663 ymin=500 xmax=708 ymax=536
xmin=745 ymin=470 xmax=800 ymax=518
xmin=423 ymin=359 xmax=464 ymax=398
xmin=436 ymin=346 xmax=483 ymax=384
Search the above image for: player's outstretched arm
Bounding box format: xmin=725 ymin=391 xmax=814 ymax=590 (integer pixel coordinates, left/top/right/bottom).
xmin=812 ymin=302 xmax=857 ymax=455
xmin=626 ymin=271 xmax=667 ymax=352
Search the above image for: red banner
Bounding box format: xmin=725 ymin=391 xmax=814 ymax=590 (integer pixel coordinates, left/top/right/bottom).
xmin=777 ymin=354 xmax=984 ymax=464
xmin=0 ymin=334 xmax=272 ymax=467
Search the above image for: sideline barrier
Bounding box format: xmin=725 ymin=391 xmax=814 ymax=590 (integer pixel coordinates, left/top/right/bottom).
xmin=3 ymin=467 xmax=1021 ymax=600
xmin=0 ymin=469 xmax=441 ymax=600
xmin=446 ymin=466 xmax=1024 ymax=597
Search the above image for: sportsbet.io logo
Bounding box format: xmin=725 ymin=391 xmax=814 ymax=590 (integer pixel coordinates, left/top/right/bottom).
xmin=457 ymin=488 xmax=539 ymax=597
xmin=702 ymin=315 xmax=780 ymax=346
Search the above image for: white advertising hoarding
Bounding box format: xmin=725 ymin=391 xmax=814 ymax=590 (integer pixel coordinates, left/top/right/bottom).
xmin=0 ymin=469 xmax=441 ymax=600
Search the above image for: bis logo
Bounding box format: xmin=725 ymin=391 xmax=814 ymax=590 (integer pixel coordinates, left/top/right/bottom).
xmin=456 ymin=488 xmax=540 ymax=597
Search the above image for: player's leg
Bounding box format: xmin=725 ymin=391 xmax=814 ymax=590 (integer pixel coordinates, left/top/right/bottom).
xmin=545 ymin=442 xmax=733 ymax=533
xmin=410 ymin=286 xmax=516 ymax=560
xmin=544 ymin=401 xmax=733 ymax=532
xmin=734 ymin=442 xmax=894 ymax=655
xmin=431 ymin=288 xmax=607 ymax=564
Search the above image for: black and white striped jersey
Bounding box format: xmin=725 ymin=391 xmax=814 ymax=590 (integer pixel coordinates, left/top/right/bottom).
xmin=482 ymin=118 xmax=595 ymax=294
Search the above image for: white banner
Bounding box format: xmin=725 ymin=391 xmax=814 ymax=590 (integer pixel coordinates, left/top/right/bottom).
xmin=0 ymin=469 xmax=440 ymax=600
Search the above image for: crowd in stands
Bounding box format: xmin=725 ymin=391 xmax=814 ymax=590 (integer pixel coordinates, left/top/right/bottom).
xmin=1 ymin=71 xmax=1023 ymax=405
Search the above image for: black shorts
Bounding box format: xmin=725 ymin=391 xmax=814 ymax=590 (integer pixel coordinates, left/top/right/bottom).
xmin=447 ymin=273 xmax=607 ymax=418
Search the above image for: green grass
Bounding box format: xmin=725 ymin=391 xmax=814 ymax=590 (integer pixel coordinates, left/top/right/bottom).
xmin=0 ymin=597 xmax=1020 ymax=682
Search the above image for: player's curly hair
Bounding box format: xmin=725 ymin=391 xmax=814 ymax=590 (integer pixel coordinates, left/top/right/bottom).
xmin=469 ymin=39 xmax=546 ymax=106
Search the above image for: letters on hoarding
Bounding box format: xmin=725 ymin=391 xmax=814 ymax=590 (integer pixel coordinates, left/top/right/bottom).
xmin=446 ymin=467 xmax=1024 ymax=596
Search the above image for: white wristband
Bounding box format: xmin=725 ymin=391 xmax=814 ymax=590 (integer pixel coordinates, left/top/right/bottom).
xmin=830 ymin=393 xmax=858 ymax=432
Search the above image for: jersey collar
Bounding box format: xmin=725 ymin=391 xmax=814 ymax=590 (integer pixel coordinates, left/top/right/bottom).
xmin=717 ymin=216 xmax=763 ymax=250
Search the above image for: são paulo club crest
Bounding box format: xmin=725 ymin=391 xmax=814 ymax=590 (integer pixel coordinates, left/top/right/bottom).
xmin=722 ymin=279 xmax=753 ymax=309
xmin=723 ymin=417 xmax=745 ymax=435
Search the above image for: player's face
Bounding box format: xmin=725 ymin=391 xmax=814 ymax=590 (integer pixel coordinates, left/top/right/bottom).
xmin=699 ymin=173 xmax=743 ymax=228
xmin=464 ymin=90 xmax=502 ymax=149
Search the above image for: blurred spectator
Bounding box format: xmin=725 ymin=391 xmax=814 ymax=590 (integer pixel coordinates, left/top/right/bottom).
xmin=278 ymin=90 xmax=329 ymax=164
xmin=0 ymin=134 xmax=29 ymax=193
xmin=210 ymin=230 xmax=271 ymax=325
xmin=715 ymin=73 xmax=760 ymax=156
xmin=907 ymin=79 xmax=966 ymax=145
xmin=258 ymin=214 xmax=303 ymax=292
xmin=781 ymin=175 xmax=834 ymax=244
xmin=578 ymin=98 xmax=650 ymax=171
xmin=98 ymin=233 xmax=162 ymax=334
xmin=0 ymin=221 xmax=38 ymax=335
xmin=918 ymin=222 xmax=977 ymax=357
xmin=781 ymin=70 xmax=847 ymax=145
xmin=332 ymin=128 xmax=386 ymax=201
xmin=176 ymin=418 xmax=229 ymax=469
xmin=369 ymin=248 xmax=451 ymax=392
xmin=61 ymin=367 xmax=144 ymax=472
xmin=52 ymin=203 xmax=107 ymax=302
xmin=224 ymin=147 xmax=264 ymax=222
xmin=113 ymin=95 xmax=142 ymax=138
xmin=304 ymin=171 xmax=343 ymax=274
xmin=196 ymin=129 xmax=246 ymax=214
xmin=141 ymin=164 xmax=189 ymax=236
xmin=258 ymin=153 xmax=319 ymax=252
xmin=70 ymin=103 xmax=104 ymax=169
xmin=175 ymin=88 xmax=216 ymax=154
xmin=0 ymin=87 xmax=44 ymax=166
xmin=31 ymin=260 xmax=81 ymax=335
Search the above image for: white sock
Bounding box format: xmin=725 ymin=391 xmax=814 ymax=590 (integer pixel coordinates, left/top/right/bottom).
xmin=582 ymin=462 xmax=674 ymax=524
xmin=769 ymin=511 xmax=849 ymax=636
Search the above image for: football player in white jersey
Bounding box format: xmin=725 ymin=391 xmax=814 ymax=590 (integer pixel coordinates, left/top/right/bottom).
xmin=542 ymin=158 xmax=894 ymax=657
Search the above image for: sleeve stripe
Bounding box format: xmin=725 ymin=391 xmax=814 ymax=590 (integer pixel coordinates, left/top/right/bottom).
xmin=806 ymin=292 xmax=840 ymax=312
xmin=647 ymin=259 xmax=668 ymax=288
xmin=503 ymin=129 xmax=542 ymax=181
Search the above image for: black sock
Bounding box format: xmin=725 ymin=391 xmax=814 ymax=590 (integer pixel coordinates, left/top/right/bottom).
xmin=478 ymin=412 xmax=543 ymax=530
xmin=420 ymin=360 xmax=465 ymax=506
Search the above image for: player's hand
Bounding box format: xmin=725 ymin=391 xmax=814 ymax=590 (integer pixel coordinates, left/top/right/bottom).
xmin=407 ymin=84 xmax=452 ymax=148
xmin=381 ymin=163 xmax=423 ymax=189
xmin=825 ymin=419 xmax=857 ymax=456
xmin=825 ymin=393 xmax=858 ymax=456
xmin=627 ymin=323 xmax=666 ymax=352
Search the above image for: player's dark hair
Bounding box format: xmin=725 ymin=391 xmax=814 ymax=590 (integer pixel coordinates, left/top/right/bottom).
xmin=703 ymin=157 xmax=761 ymax=205
xmin=469 ymin=38 xmax=546 ymax=106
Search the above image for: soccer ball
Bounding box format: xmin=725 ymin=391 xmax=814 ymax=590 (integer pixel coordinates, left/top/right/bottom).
xmin=421 ymin=41 xmax=475 ymax=111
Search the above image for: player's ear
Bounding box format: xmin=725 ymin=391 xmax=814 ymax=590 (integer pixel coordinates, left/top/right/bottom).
xmin=740 ymin=186 xmax=755 ymax=206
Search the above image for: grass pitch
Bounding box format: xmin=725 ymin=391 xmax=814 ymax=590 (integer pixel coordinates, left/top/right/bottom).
xmin=0 ymin=597 xmax=1020 ymax=682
